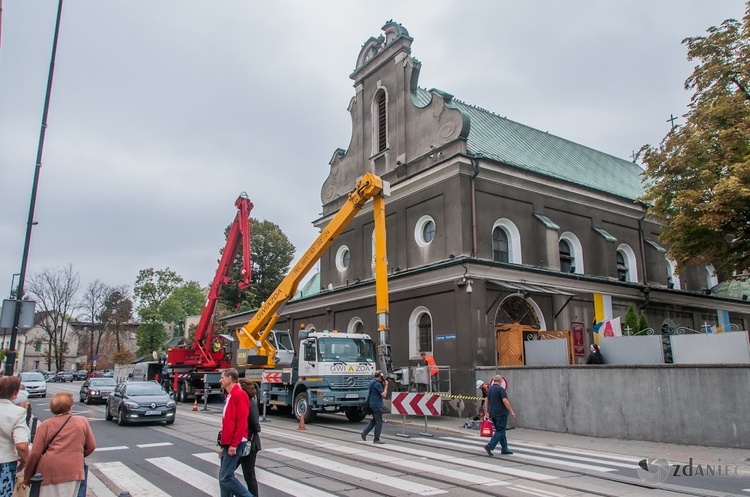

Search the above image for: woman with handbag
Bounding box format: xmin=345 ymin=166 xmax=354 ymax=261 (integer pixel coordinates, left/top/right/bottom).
xmin=0 ymin=376 xmax=30 ymax=497
xmin=238 ymin=379 xmax=261 ymax=497
xmin=23 ymin=393 xmax=96 ymax=497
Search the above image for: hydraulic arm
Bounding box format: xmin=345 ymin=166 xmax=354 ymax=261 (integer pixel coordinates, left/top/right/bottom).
xmin=236 ymin=173 xmax=392 ymax=372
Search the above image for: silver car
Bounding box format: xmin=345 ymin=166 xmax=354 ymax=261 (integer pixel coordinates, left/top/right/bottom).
xmin=19 ymin=371 xmax=47 ymax=398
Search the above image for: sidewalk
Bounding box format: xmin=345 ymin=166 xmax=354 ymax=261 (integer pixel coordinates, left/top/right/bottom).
xmin=382 ymin=412 xmax=750 ymax=468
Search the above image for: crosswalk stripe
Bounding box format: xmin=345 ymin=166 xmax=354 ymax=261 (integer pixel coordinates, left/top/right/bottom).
xmin=96 ymin=446 xmax=128 ymax=452
xmin=192 ymin=452 xmax=339 ymax=497
xmin=267 ymin=447 xmax=448 ymax=495
xmin=94 ymin=461 xmax=171 ymax=497
xmin=446 ymin=436 xmax=641 ymax=464
xmin=441 ymin=436 xmax=633 ymax=468
xmin=87 ymin=467 xmax=117 ymax=497
xmin=512 ymin=484 xmax=566 ymax=497
xmin=263 ymin=426 xmax=556 ymax=481
xmin=425 ymin=438 xmax=616 ymax=473
xmin=146 ymin=457 xmax=217 ymax=496
xmin=312 ymin=441 xmax=511 ymax=487
xmin=138 ymin=442 xmax=173 ymax=448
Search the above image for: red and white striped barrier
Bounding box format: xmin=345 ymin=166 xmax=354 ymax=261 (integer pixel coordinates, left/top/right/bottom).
xmin=262 ymin=372 xmax=282 ymax=383
xmin=390 ymin=392 xmax=441 ymax=416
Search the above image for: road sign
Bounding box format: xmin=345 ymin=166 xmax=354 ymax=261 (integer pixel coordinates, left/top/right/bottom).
xmin=93 ymin=355 xmax=99 ymax=361
xmin=390 ymin=392 xmax=441 ymax=416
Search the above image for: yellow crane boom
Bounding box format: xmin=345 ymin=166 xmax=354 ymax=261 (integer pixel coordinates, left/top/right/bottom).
xmin=236 ymin=173 xmax=391 ymax=370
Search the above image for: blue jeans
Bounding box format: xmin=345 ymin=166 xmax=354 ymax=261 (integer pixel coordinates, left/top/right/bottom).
xmin=362 ymin=406 xmax=384 ymax=441
xmin=487 ymin=414 xmax=509 ymax=452
xmin=219 ymin=442 xmax=254 ymax=497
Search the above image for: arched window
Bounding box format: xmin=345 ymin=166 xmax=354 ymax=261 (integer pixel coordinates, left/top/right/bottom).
xmin=616 ymin=244 xmax=638 ymax=283
xmin=616 ymin=251 xmax=628 ymax=281
xmin=408 ymin=307 xmax=432 ymax=359
xmin=492 ymin=227 xmax=509 ymax=263
xmin=559 ymin=239 xmax=573 ymax=273
xmin=491 ymin=219 xmax=522 ymax=264
xmin=347 ymin=317 xmax=365 ymax=334
xmin=666 ymin=258 xmax=681 ymax=290
xmin=373 ymin=88 xmax=388 ymax=154
xmin=559 ymin=231 xmax=584 ymax=274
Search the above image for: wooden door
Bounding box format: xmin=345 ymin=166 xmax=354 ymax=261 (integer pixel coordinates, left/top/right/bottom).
xmin=496 ymin=323 xmax=524 ymax=366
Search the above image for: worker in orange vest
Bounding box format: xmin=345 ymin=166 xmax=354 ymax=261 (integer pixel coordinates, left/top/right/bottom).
xmin=420 ymin=352 xmax=439 ymax=392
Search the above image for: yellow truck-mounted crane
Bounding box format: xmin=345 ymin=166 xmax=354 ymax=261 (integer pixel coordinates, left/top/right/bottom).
xmin=235 ymin=172 xmax=393 ymax=422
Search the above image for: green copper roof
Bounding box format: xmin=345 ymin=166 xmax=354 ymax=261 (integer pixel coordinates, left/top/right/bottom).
xmin=415 ymin=88 xmax=646 ymax=200
xmin=292 ymin=272 xmax=320 ymax=300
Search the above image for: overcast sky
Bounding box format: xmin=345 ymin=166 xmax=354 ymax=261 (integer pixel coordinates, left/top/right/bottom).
xmin=0 ymin=1 xmax=744 ymax=304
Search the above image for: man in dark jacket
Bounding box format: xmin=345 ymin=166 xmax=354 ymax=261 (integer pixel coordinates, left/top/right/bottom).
xmin=482 ymin=375 xmax=516 ymax=456
xmin=218 ymin=368 xmax=253 ymax=497
xmin=360 ymin=371 xmax=388 ymax=444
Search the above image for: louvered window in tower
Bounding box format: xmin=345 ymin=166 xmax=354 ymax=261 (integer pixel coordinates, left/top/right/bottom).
xmin=376 ymin=90 xmax=387 ymax=153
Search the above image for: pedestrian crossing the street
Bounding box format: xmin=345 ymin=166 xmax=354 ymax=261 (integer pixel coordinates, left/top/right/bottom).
xmin=425 ymin=435 xmax=641 ymax=474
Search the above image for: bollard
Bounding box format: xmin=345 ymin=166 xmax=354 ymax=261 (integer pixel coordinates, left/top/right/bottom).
xmin=202 ymin=390 xmax=210 ymax=411
xmin=260 ymin=390 xmax=270 ymax=423
xmin=28 ymin=473 xmax=43 ymax=497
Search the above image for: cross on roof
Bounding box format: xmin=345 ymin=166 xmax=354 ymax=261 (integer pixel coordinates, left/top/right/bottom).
xmin=667 ymin=114 xmax=679 ymax=132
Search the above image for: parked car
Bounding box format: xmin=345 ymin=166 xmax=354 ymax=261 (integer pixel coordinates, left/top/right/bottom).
xmin=52 ymin=371 xmax=75 ymax=383
xmin=79 ymin=377 xmax=117 ymax=404
xmin=105 ymin=381 xmax=176 ymax=426
xmin=43 ymin=371 xmax=57 ymax=381
xmin=74 ymin=370 xmax=89 ymax=381
xmin=101 ymin=371 xmax=114 ymax=378
xmin=18 ymin=371 xmax=47 ymax=398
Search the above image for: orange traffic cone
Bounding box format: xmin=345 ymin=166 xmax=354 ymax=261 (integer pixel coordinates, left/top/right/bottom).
xmin=192 ymin=399 xmax=198 ymax=411
xmin=297 ymin=413 xmax=306 ymax=431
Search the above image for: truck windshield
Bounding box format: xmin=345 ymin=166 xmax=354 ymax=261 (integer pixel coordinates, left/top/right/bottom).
xmin=317 ymin=338 xmax=375 ymax=362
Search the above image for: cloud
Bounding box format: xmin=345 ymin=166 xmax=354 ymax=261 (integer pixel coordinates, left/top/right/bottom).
xmin=0 ymin=0 xmax=742 ymax=298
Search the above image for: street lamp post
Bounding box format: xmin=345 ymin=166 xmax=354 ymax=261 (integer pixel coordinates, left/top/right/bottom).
xmin=4 ymin=0 xmax=65 ymax=376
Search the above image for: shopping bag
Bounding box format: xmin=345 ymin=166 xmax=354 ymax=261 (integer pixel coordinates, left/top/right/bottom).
xmin=479 ymin=419 xmax=494 ymax=438
xmin=13 ymin=476 xmax=29 ymax=497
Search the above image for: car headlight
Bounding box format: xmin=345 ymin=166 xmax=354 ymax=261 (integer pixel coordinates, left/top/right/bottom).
xmin=166 ymin=400 xmax=176 ymax=408
xmin=89 ymin=390 xmax=99 ymax=396
xmin=124 ymin=401 xmax=140 ymax=409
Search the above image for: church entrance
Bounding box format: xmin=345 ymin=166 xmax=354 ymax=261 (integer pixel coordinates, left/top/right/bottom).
xmin=495 ymin=295 xmax=542 ymax=366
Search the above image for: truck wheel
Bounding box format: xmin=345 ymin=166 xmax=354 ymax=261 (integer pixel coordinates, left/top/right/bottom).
xmin=293 ymin=392 xmax=316 ymax=424
xmin=345 ymin=406 xmax=367 ymax=422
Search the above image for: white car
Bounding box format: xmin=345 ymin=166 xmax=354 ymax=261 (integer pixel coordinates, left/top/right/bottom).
xmin=19 ymin=371 xmax=47 ymax=398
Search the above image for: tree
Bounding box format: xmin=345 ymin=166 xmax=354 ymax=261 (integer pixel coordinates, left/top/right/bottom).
xmin=640 ymin=3 xmax=750 ymax=278
xmin=101 ymin=286 xmax=134 ymax=355
xmin=638 ymin=312 xmax=650 ymax=335
xmin=623 ymin=305 xmax=639 ymax=336
xmin=161 ymin=281 xmax=206 ymax=337
xmin=220 ymin=219 xmax=295 ymax=311
xmin=79 ymin=279 xmax=109 ymax=368
xmin=134 ymin=268 xmax=182 ymax=356
xmin=25 ymin=264 xmax=80 ymax=370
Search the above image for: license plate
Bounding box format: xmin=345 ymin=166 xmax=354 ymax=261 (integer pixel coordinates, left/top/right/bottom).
xmin=145 ymin=410 xmax=161 ymax=416
xmin=345 ymin=393 xmax=358 ymax=399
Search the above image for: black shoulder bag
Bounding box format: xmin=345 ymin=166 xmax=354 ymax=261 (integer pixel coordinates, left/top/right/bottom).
xmin=43 ymin=415 xmax=73 ymax=454
xmin=361 ymin=384 xmax=373 ymax=415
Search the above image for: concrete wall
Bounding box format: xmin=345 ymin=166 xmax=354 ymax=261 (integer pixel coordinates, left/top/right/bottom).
xmin=473 ymin=365 xmax=750 ymax=448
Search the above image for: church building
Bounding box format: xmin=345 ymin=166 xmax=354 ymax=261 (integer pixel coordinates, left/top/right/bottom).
xmin=224 ymin=22 xmax=750 ymax=411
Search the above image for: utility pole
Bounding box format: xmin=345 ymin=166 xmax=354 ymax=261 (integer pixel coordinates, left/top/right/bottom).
xmin=5 ymin=0 xmax=65 ymax=375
